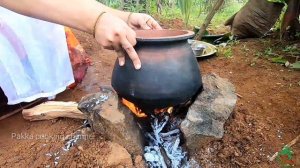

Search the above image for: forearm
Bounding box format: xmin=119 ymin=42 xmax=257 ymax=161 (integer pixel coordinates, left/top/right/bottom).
xmin=0 ymin=0 xmax=129 ymax=34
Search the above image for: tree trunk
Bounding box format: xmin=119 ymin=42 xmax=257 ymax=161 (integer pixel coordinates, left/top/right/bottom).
xmin=195 ymin=0 xmax=224 ymax=40
xmin=281 ymin=0 xmax=300 ymax=39
xmin=157 ymin=0 xmax=163 ymax=14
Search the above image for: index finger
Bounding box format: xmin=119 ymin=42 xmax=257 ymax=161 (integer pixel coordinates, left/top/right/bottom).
xmin=120 ymin=37 xmax=141 ymax=70
xmin=149 ymin=18 xmax=162 ymax=30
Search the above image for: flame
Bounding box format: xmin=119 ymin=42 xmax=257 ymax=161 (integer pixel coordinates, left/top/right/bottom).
xmin=121 ymin=98 xmax=173 ymax=118
xmin=154 ymin=107 xmax=173 ymax=114
xmin=121 ymin=98 xmax=147 ymax=118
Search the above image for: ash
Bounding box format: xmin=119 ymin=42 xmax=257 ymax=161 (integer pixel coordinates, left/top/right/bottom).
xmin=143 ymin=114 xmax=191 ymax=168
xmin=46 ymin=120 xmax=92 ymax=167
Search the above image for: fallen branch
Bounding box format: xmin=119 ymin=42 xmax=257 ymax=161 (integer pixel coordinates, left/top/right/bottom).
xmin=269 ymin=134 xmax=300 ymax=161
xmin=194 ymin=0 xmax=224 ymax=40
xmin=22 ymin=101 xmax=85 ymax=121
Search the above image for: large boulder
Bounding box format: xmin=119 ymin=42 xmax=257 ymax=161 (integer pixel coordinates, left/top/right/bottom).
xmin=181 ymin=73 xmax=237 ymax=151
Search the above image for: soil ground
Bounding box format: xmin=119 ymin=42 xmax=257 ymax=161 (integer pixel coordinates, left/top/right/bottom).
xmin=0 ymin=20 xmax=299 ymax=167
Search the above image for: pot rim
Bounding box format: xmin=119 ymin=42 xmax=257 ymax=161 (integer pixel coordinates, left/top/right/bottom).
xmin=135 ymin=29 xmax=195 ymax=42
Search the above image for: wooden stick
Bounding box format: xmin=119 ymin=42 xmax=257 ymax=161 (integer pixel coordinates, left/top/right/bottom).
xmin=269 ymin=134 xmax=300 ymax=161
xmin=194 ymin=0 xmax=224 ymax=40
xmin=236 ymin=93 xmax=243 ymax=98
xmin=22 ymin=101 xmax=85 ymax=121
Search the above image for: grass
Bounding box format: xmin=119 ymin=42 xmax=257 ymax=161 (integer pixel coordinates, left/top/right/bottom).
xmin=252 ymin=40 xmax=300 ymax=69
xmin=218 ymin=47 xmax=233 ymax=58
xmin=149 ymin=1 xmax=245 ymax=28
xmin=101 ymin=0 xmax=246 ymax=29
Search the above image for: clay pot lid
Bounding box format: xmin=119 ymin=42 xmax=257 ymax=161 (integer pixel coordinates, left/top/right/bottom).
xmin=135 ymin=29 xmax=194 ymax=42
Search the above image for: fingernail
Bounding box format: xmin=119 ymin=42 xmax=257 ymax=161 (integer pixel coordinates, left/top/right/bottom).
xmin=135 ymin=64 xmax=141 ymax=70
xmin=119 ymin=60 xmax=125 ymax=66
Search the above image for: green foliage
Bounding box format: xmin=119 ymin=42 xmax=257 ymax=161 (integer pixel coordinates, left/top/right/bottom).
xmin=155 ymin=0 xmax=244 ymax=27
xmin=224 ymin=48 xmax=233 ymax=58
xmin=264 ymin=47 xmax=276 ymax=57
xmin=257 ymin=45 xmax=299 ymax=69
xmin=255 ymin=51 xmax=263 ymax=58
xmin=272 ymin=5 xmax=287 ymax=38
xmin=95 ymin=0 xmax=246 ymax=28
xmin=123 ymin=0 xmax=147 ymax=12
xmin=177 ymin=0 xmax=193 ymax=27
xmin=268 ymin=0 xmax=289 ymax=39
xmin=283 ymin=45 xmax=300 ymax=55
xmin=211 ymin=3 xmax=243 ymax=26
xmin=268 ymin=0 xmax=286 ymax=4
xmin=291 ymin=61 xmax=300 ymax=70
xmin=219 ymin=47 xmax=233 ymax=58
xmin=271 ymin=56 xmax=288 ymax=64
xmin=276 ymin=146 xmax=294 ymax=168
xmin=96 ymin=0 xmax=121 ymax=9
xmin=196 ymin=0 xmax=216 ymax=15
xmin=96 ymin=0 xmax=147 ymax=12
xmin=108 ymin=0 xmax=123 ymax=9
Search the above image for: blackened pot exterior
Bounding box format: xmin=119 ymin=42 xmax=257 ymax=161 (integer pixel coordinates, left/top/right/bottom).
xmin=111 ymin=30 xmax=202 ymax=109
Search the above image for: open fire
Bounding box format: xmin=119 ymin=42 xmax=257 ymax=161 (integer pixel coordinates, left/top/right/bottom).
xmin=121 ymin=98 xmax=147 ymax=118
xmin=77 ymin=74 xmax=235 ymax=168
xmin=121 ymin=98 xmax=192 ymax=168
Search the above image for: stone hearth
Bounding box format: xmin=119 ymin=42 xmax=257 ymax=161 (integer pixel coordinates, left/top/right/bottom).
xmin=77 ymin=73 xmax=237 ymax=166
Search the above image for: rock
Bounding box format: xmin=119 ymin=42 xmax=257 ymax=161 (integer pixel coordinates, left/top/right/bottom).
xmin=77 ymin=145 xmax=84 ymax=151
xmin=77 ymin=163 xmax=83 ymax=168
xmin=105 ymin=142 xmax=133 ymax=167
xmin=188 ymin=157 xmax=202 ymax=168
xmin=134 ymin=155 xmax=147 ymax=168
xmin=70 ymin=161 xmax=77 ymax=168
xmin=181 ymin=73 xmax=237 ymax=151
xmin=116 ymin=166 xmax=125 ymax=168
xmin=134 ymin=155 xmax=143 ymax=163
xmin=78 ymin=87 xmax=143 ymax=155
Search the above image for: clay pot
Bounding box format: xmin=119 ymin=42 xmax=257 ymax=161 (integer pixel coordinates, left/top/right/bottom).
xmin=111 ymin=29 xmax=202 ymax=109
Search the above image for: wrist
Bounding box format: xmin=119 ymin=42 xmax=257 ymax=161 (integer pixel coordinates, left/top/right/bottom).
xmin=97 ymin=4 xmax=131 ymax=23
xmin=113 ymin=10 xmax=131 ymax=22
xmin=85 ymin=1 xmax=110 ymax=34
xmin=93 ymin=11 xmax=107 ymax=37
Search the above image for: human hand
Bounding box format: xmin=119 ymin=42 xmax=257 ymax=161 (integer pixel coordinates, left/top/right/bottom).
xmin=94 ymin=13 xmax=141 ymax=69
xmin=127 ymin=13 xmax=162 ymax=30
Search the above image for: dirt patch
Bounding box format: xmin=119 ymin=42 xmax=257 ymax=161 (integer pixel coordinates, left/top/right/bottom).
xmin=197 ymin=39 xmax=300 ymax=167
xmin=0 ymin=26 xmax=299 ymax=168
xmin=158 ymin=17 xmax=188 ymax=30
